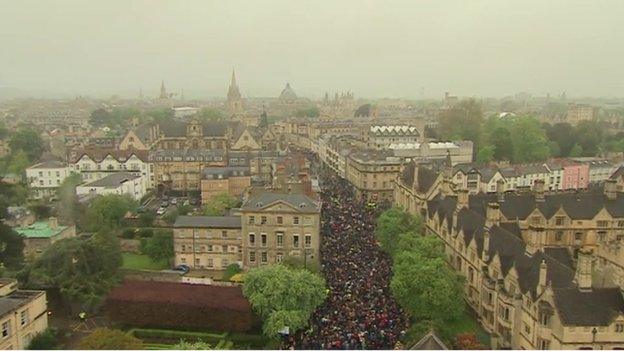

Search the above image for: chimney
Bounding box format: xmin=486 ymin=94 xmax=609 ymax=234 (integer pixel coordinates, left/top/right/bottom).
xmin=605 ymin=179 xmax=617 ymax=200
xmin=49 ymin=217 xmax=58 ymax=229
xmin=525 ymin=225 xmax=544 ymax=255
xmin=457 ymin=188 xmax=469 ymax=209
xmin=482 ymin=229 xmax=490 ymax=262
xmin=485 ymin=202 xmax=500 ymax=228
xmin=538 ymin=259 xmax=548 ymax=295
xmin=533 ymin=179 xmax=545 ymax=202
xmin=575 ymin=248 xmax=593 ymax=291
xmin=496 ymin=179 xmax=505 ymax=202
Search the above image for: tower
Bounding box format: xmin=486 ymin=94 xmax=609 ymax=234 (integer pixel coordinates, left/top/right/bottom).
xmin=159 ymin=80 xmax=168 ymax=99
xmin=227 ymin=69 xmax=243 ymax=115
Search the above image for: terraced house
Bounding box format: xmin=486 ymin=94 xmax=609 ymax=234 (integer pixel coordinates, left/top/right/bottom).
xmin=394 ymin=161 xmax=624 ymax=349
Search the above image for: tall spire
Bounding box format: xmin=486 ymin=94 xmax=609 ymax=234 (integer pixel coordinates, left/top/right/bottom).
xmin=159 ymin=80 xmax=167 ymax=99
xmin=227 ymin=68 xmax=242 ymax=101
xmin=230 ymin=69 xmax=237 ymax=88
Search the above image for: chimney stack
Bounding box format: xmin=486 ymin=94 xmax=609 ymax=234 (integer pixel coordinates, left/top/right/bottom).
xmin=482 ymin=229 xmax=491 ymax=262
xmin=485 ymin=202 xmax=501 ymax=228
xmin=457 ymin=188 xmax=469 ymax=209
xmin=525 ymin=225 xmax=544 ymax=255
xmin=496 ymin=179 xmax=505 ymax=202
xmin=533 ymin=179 xmax=546 ymax=202
xmin=49 ymin=217 xmax=58 ymax=229
xmin=575 ymin=248 xmax=593 ymax=291
xmin=538 ymin=259 xmax=548 ymax=294
xmin=605 ymin=179 xmax=617 ymax=200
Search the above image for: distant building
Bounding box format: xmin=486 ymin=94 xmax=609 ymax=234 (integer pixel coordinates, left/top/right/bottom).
xmin=69 ymin=149 xmax=153 ymax=189
xmin=0 ymin=279 xmax=48 ymax=350
xmin=565 ymin=103 xmax=594 ymax=125
xmin=226 ymin=69 xmax=243 ymax=115
xmin=278 ymin=83 xmax=298 ymax=103
xmin=75 ymin=171 xmax=147 ymax=200
xmin=346 ymin=150 xmax=403 ymax=202
xmin=388 ymin=141 xmax=473 ymax=164
xmin=14 ymin=217 xmax=76 ymax=258
xmin=172 ymin=106 xmax=200 ymax=119
xmin=173 ymin=216 xmax=242 ymax=271
xmin=240 ymin=192 xmax=321 ymax=268
xmin=367 ymin=125 xmax=421 ymax=150
xmin=200 ymin=167 xmax=251 ymax=204
xmin=25 ymin=161 xmax=73 ymax=199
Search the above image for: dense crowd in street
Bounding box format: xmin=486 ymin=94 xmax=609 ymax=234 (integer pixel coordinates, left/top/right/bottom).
xmin=286 ymin=173 xmax=408 ymax=349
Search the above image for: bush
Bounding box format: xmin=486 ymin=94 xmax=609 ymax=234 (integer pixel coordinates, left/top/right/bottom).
xmin=138 ymin=228 xmax=153 ymax=238
xmin=121 ymin=228 xmax=136 ymax=239
xmin=222 ymin=264 xmax=242 ymax=281
xmin=129 ymin=328 xmax=226 ymax=344
xmin=27 ymin=328 xmax=59 ymax=350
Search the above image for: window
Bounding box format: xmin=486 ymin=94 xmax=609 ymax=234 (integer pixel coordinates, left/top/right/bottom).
xmin=555 ymin=217 xmax=565 ymax=226
xmin=249 ymin=251 xmax=256 ymax=262
xmin=499 ymin=306 xmax=510 ymax=321
xmin=207 ymin=258 xmax=213 ymax=267
xmin=207 ymin=245 xmax=213 ymax=252
xmin=276 ymin=253 xmax=283 ymax=262
xmin=277 ymin=216 xmax=283 ymax=224
xmin=293 ymin=235 xmax=300 ymax=248
xmin=20 ymin=310 xmax=29 ymax=326
xmin=616 ymin=323 xmax=624 ymax=333
xmin=249 ymin=234 xmax=255 ymax=246
xmin=276 ymin=232 xmax=284 ymax=247
xmin=222 ymin=230 xmax=228 ymax=238
xmin=305 ymin=235 xmax=312 ymax=248
xmin=261 ymin=216 xmax=267 ymax=225
xmin=539 ymin=339 xmax=550 ymax=350
xmin=249 ymin=216 xmax=255 ymax=225
xmin=293 ymin=216 xmax=300 ymax=225
xmin=524 ymin=322 xmax=531 ymax=335
xmin=181 ymin=257 xmax=186 ymax=263
xmin=598 ymin=231 xmax=607 ymax=242
xmin=575 ymin=232 xmax=583 ymax=241
xmin=222 ymin=259 xmax=229 ymax=268
xmin=539 ymin=312 xmax=550 ymax=326
xmin=2 ymin=321 xmax=9 ymax=338
xmin=195 ymin=258 xmax=200 ymax=266
xmin=261 ymin=252 xmax=267 ymax=263
xmin=597 ymin=220 xmax=609 ymax=227
xmin=555 ymin=231 xmax=564 ymax=241
xmin=261 ymin=234 xmax=267 ymax=247
xmin=222 ymin=245 xmax=227 ymax=252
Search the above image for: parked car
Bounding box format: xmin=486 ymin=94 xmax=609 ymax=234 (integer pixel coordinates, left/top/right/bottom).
xmin=171 ymin=198 xmax=178 ymax=205
xmin=160 ymin=200 xmax=169 ymax=208
xmin=156 ymin=207 xmax=167 ymax=216
xmin=173 ymin=264 xmax=190 ymax=273
xmin=189 ymin=198 xmax=198 ymax=206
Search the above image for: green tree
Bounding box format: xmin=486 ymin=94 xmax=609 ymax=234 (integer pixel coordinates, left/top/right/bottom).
xmin=89 ymin=108 xmax=112 ymax=127
xmin=375 ymin=207 xmax=423 ymax=256
xmin=438 ymin=99 xmax=484 ymax=146
xmin=223 ymin=263 xmax=243 ymax=281
xmin=294 ymin=107 xmax=320 ymax=119
xmin=202 ymin=193 xmax=239 ymax=216
xmin=243 ymin=265 xmax=326 ymax=338
xmin=7 ymin=150 xmax=30 ymax=175
xmin=27 ymin=328 xmax=59 ymax=350
xmin=569 ymin=143 xmax=584 ymax=157
xmin=174 ymin=340 xmax=212 ymax=350
xmin=197 ymin=108 xmax=224 ymax=122
xmin=78 ymin=328 xmax=142 ymax=350
xmin=509 ymin=117 xmax=550 ymax=162
xmin=140 ymin=230 xmax=173 ymax=264
xmin=21 ymin=234 xmax=122 ymax=308
xmin=85 ymin=194 xmax=137 ymax=232
xmin=475 ymin=145 xmax=495 ymax=163
xmin=574 ymin=120 xmax=604 ymax=156
xmin=9 ymin=129 xmax=44 ymax=162
xmin=544 ymin=122 xmax=575 ymax=156
xmin=147 ymin=108 xmax=174 ymax=123
xmin=139 ymin=212 xmax=155 ymax=227
xmin=0 ymin=223 xmax=25 ymax=269
xmin=55 ymin=174 xmax=85 ymax=227
xmin=390 ymin=235 xmax=464 ymax=324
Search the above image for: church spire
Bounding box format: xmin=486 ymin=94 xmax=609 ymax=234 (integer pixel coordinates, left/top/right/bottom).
xmin=227 ymin=68 xmax=242 ymax=101
xmin=159 ymin=80 xmax=167 ymax=99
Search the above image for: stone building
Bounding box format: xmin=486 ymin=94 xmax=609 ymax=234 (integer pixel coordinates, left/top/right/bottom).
xmin=0 ymin=279 xmax=48 ymax=350
xmin=14 ymin=217 xmax=76 ymax=259
xmin=393 ymin=162 xmax=624 ymax=349
xmin=173 ymin=216 xmax=242 ymax=270
xmin=240 ymin=192 xmax=320 ymax=269
xmin=345 ymin=150 xmax=403 ymax=202
xmin=25 ymin=161 xmax=73 ymax=199
xmin=200 ymin=167 xmax=251 ymax=203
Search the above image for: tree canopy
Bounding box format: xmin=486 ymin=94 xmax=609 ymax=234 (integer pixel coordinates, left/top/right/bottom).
xmin=20 ymin=233 xmax=122 ymax=308
xmin=294 ymin=106 xmax=320 ymax=119
xmin=202 ymin=193 xmax=239 ymax=216
xmin=197 ymin=108 xmax=224 ymax=122
xmin=140 ymin=229 xmax=174 ymax=264
xmin=78 ymin=328 xmax=142 ymax=350
xmin=85 ymin=194 xmax=137 ymax=232
xmin=438 ymin=99 xmax=484 ymax=146
xmin=0 ymin=223 xmax=25 ymax=269
xmin=243 ymin=264 xmax=326 ymax=338
xmin=375 ymin=207 xmax=423 ymax=256
xmin=8 ymin=128 xmax=45 ymax=162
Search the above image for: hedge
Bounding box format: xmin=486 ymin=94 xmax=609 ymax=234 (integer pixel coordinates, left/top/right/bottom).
xmin=128 ymin=328 xmax=226 ymax=344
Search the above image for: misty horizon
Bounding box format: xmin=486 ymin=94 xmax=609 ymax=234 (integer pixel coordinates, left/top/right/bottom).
xmin=1 ymin=0 xmax=624 ymax=99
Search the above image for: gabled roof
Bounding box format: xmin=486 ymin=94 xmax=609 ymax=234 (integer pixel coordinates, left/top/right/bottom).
xmin=553 ymin=288 xmax=624 ymax=326
xmin=241 ymin=192 xmax=319 ymax=214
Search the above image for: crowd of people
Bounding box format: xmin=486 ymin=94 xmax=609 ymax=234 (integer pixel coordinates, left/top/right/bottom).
xmin=286 ymin=173 xmax=409 ymax=349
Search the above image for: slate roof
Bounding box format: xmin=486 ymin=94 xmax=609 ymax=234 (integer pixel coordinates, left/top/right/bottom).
xmin=400 ymin=162 xmax=439 ymax=194
xmin=29 ymin=160 xmax=66 ymax=169
xmin=201 ymin=167 xmax=250 ymax=179
xmin=174 ymin=216 xmax=241 ymax=229
xmin=71 ymin=149 xmax=149 ymax=163
xmin=0 ymin=290 xmax=43 ymax=318
xmin=81 ymin=172 xmax=141 ymax=188
xmin=148 ymin=149 xmax=226 ymax=162
xmin=553 ymin=288 xmax=624 ymax=326
xmin=241 ymin=192 xmax=319 ymax=213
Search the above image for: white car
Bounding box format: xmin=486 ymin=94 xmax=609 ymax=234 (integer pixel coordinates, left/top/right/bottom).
xmin=156 ymin=207 xmax=167 ymax=216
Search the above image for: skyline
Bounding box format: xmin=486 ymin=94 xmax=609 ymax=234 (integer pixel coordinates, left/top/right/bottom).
xmin=1 ymin=0 xmax=624 ymax=99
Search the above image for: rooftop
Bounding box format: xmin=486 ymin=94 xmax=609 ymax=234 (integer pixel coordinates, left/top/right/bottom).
xmin=15 ymin=220 xmax=68 ymax=238
xmin=241 ymin=192 xmax=319 ymax=213
xmin=174 ymin=216 xmax=241 ymax=229
xmin=28 ymin=160 xmax=67 ymax=169
xmin=81 ymin=172 xmax=141 ymax=188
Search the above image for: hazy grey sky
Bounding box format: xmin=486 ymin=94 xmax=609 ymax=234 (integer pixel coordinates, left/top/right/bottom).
xmin=1 ymin=0 xmax=623 ymax=99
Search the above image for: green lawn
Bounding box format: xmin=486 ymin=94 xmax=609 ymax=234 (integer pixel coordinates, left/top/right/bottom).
xmin=122 ymin=253 xmax=168 ymax=271
xmin=445 ymin=310 xmax=490 ymax=346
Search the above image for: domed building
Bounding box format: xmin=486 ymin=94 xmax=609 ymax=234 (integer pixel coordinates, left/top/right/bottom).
xmin=279 ymin=83 xmax=298 ymax=103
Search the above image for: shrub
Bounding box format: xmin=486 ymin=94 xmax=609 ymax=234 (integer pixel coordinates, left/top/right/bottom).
xmin=121 ymin=228 xmax=136 ymax=239
xmin=138 ymin=228 xmax=153 ymax=238
xmin=27 ymin=328 xmax=59 ymax=350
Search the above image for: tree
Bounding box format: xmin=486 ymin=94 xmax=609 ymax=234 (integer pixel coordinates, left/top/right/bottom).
xmin=390 ymin=236 xmax=464 ymax=324
xmin=243 ymin=265 xmax=326 ymax=338
xmin=202 ymin=193 xmax=239 ymax=216
xmin=21 ymin=234 xmax=122 ymax=308
xmin=569 ymin=143 xmax=584 ymax=157
xmin=28 ymin=201 xmax=52 ymax=219
xmin=509 ymin=117 xmax=550 ymax=162
xmin=9 ymin=129 xmax=44 ymax=162
xmin=438 ymin=99 xmax=484 ymax=146
xmin=453 ymin=333 xmax=484 ymax=350
xmin=139 ymin=212 xmax=155 ymax=227
xmin=375 ymin=207 xmax=423 ymax=256
xmin=7 ymin=150 xmax=30 ymax=175
xmin=223 ymin=263 xmax=242 ymax=281
xmin=140 ymin=230 xmax=173 ymax=264
xmin=27 ymin=328 xmax=59 ymax=350
xmin=294 ymin=107 xmax=320 ymax=119
xmin=544 ymin=122 xmax=575 ymax=156
xmin=89 ymin=108 xmax=112 ymax=127
xmin=197 ymin=108 xmax=224 ymax=122
xmin=174 ymin=340 xmax=212 ymax=350
xmin=147 ymin=108 xmax=174 ymax=123
xmin=0 ymin=223 xmax=25 ymax=269
xmin=574 ymin=120 xmax=604 ymax=156
xmin=475 ymin=145 xmax=495 ymax=164
xmin=78 ymin=328 xmax=142 ymax=350
xmin=55 ymin=174 xmax=85 ymax=227
xmin=85 ymin=194 xmax=137 ymax=232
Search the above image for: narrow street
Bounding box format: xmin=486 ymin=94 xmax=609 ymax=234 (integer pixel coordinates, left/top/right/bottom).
xmin=290 ymin=172 xmax=408 ymax=349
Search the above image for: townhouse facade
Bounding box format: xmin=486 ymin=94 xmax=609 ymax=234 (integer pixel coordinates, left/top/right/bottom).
xmin=345 ymin=150 xmax=403 ymax=202
xmin=0 ymin=279 xmax=48 ymax=350
xmin=75 ymin=171 xmax=148 ymax=200
xmin=14 ymin=217 xmax=76 ymax=259
xmin=25 ymin=161 xmax=73 ymax=199
xmin=70 ymin=149 xmax=153 ymax=189
xmin=200 ymin=167 xmax=251 ymax=203
xmin=240 ymin=192 xmax=320 ymax=269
